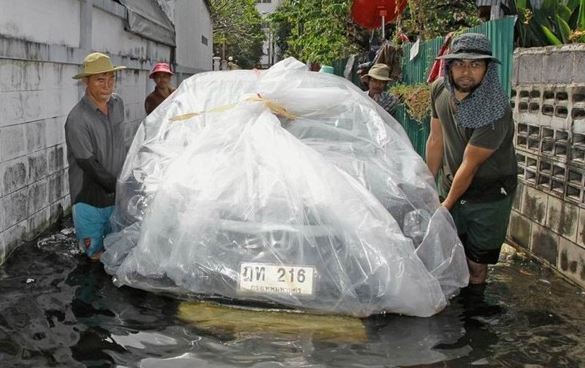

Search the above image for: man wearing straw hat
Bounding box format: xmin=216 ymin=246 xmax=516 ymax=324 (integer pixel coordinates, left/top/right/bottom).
xmin=65 ymin=52 xmax=127 ymax=260
xmin=426 ymin=33 xmax=517 ymax=291
xmin=362 ymin=63 xmax=399 ymax=117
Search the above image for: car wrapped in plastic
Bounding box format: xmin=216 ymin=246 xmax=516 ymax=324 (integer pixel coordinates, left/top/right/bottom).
xmin=101 ymin=58 xmax=469 ymax=317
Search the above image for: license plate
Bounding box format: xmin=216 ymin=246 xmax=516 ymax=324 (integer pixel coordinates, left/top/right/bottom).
xmin=238 ymin=263 xmax=315 ymax=296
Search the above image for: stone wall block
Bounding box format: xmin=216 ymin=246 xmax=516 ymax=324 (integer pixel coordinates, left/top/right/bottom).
xmin=0 ymin=157 xmax=28 ymax=196
xmin=48 ymin=172 xmax=65 ymax=203
xmin=547 ymin=195 xmax=579 ymax=242
xmin=25 ymin=207 xmax=50 ymax=242
xmin=577 ymin=207 xmax=585 ymax=249
xmin=0 ymin=197 xmax=5 ymax=231
xmin=27 ymin=151 xmax=48 ymax=184
xmin=571 ymin=129 xmax=585 ymax=169
xmin=3 ymin=189 xmax=29 ymax=229
xmin=0 ymin=124 xmax=26 ymax=161
xmin=531 ymin=222 xmax=559 ymax=265
xmin=0 ymin=91 xmax=24 ymax=127
xmin=522 ymin=185 xmax=548 ymax=225
xmin=25 ymin=120 xmax=46 ymax=153
xmin=49 ymin=201 xmax=64 ymax=225
xmin=27 ymin=179 xmax=48 ymax=219
xmin=45 ymin=117 xmax=66 ymax=147
xmin=512 ymin=53 xmax=520 ymax=86
xmin=0 ymin=231 xmax=5 ymax=265
xmin=558 ymin=237 xmax=585 ymax=289
xmin=517 ymin=52 xmax=543 ymax=85
xmin=48 ymin=146 xmax=65 ymax=174
xmin=1 ymin=221 xmax=27 ymax=262
xmin=572 ymin=50 xmax=585 ymax=84
xmin=513 ymin=181 xmax=525 ymax=212
xmin=509 ymin=210 xmax=531 ymax=250
xmin=536 ymin=157 xmax=552 ymax=191
xmin=543 ymin=51 xmax=573 ymax=85
xmin=565 ymin=167 xmax=584 ymax=204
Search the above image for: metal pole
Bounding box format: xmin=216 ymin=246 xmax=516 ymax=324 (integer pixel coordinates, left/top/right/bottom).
xmin=381 ymin=15 xmax=385 ymax=40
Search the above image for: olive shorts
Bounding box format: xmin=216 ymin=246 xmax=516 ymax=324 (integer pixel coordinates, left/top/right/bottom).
xmin=450 ymin=193 xmax=515 ymax=264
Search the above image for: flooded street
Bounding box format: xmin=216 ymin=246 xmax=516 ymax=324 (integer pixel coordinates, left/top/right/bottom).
xmin=1 ymin=223 xmax=584 ymax=368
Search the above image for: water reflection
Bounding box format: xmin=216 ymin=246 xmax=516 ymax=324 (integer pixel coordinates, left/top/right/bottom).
xmin=0 ymin=229 xmax=584 ymax=367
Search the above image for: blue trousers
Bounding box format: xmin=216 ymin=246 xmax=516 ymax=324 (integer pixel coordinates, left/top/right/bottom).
xmin=72 ymin=203 xmax=114 ymax=257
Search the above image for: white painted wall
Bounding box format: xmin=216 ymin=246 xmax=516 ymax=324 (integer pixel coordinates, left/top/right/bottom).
xmin=256 ymin=0 xmax=282 ymax=67
xmin=0 ymin=0 xmax=213 ymax=264
xmin=92 ymin=7 xmax=149 ymax=59
xmin=0 ymin=0 xmax=80 ymax=48
xmin=175 ymin=0 xmax=213 ymax=74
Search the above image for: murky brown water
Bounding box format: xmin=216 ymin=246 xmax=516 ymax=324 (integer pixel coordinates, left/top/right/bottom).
xmin=1 ymin=222 xmax=584 ymax=367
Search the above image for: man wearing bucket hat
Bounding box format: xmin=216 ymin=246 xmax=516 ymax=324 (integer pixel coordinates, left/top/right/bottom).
xmin=362 ymin=63 xmax=399 ymax=117
xmin=65 ymin=52 xmax=127 ymax=260
xmin=426 ymin=33 xmax=517 ymax=289
xmin=145 ymin=62 xmax=175 ymax=115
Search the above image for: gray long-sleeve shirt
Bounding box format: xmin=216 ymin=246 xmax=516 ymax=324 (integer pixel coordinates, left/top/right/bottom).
xmin=65 ymin=94 xmax=127 ymax=207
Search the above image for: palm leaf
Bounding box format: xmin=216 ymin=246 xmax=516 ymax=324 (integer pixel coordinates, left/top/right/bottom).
xmin=557 ymin=15 xmax=572 ymax=43
xmin=579 ymin=0 xmax=585 ymax=30
xmin=541 ymin=25 xmax=563 ymax=45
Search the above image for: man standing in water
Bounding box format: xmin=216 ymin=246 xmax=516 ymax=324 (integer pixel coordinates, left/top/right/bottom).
xmin=426 ymin=33 xmax=517 ymax=290
xmin=145 ymin=62 xmax=175 ymax=114
xmin=65 ymin=52 xmax=127 ymax=260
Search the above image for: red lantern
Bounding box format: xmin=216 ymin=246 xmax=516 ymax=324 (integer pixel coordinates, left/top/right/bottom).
xmin=351 ymin=0 xmax=408 ymax=29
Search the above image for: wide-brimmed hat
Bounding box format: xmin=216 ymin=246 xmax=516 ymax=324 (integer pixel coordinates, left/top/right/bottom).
xmin=72 ymin=52 xmax=126 ymax=79
xmin=366 ymin=63 xmax=392 ymax=81
xmin=149 ymin=62 xmax=174 ymax=78
xmin=437 ymin=33 xmax=500 ymax=63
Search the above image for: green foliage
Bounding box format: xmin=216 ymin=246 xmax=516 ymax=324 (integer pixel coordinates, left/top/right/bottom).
xmin=210 ymin=0 xmax=265 ymax=68
xmin=399 ymin=0 xmax=481 ymax=41
xmin=389 ymin=83 xmax=431 ymax=123
xmin=269 ymin=0 xmax=362 ymax=64
xmin=512 ymin=0 xmax=585 ymax=46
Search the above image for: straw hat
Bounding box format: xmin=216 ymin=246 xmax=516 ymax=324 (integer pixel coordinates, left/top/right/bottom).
xmin=436 ymin=33 xmax=500 ymax=63
xmin=149 ymin=62 xmax=174 ymax=78
xmin=72 ymin=52 xmax=126 ymax=79
xmin=366 ymin=64 xmax=391 ymax=81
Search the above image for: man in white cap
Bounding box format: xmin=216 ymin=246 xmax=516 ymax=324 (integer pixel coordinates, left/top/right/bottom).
xmin=426 ymin=33 xmax=517 ymax=290
xmin=145 ymin=62 xmax=175 ymax=114
xmin=362 ymin=63 xmax=399 ymax=117
xmin=65 ymin=52 xmax=127 ymax=260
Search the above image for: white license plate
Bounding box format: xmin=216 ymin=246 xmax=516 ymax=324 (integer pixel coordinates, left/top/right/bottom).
xmin=238 ymin=263 xmax=315 ymax=296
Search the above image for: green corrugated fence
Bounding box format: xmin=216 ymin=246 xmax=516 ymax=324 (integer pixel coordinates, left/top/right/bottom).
xmin=334 ymin=17 xmax=516 ymax=157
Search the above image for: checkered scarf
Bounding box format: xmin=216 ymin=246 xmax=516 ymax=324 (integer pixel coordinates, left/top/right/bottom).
xmin=443 ymin=61 xmax=510 ymax=129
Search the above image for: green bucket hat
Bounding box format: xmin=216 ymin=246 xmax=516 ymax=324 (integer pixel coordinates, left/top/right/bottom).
xmin=437 ymin=33 xmax=500 ymax=63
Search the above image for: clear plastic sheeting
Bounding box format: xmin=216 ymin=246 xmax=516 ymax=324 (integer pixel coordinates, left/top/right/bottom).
xmin=102 ymin=57 xmax=469 ymax=317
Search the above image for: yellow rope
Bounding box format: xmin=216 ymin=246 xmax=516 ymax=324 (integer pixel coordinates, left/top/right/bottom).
xmin=245 ymin=95 xmax=297 ymax=120
xmin=169 ymin=94 xmax=296 ymax=122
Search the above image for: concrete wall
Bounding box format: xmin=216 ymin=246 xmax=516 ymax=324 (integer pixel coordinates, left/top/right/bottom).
xmin=0 ymin=0 xmax=212 ymax=264
xmin=509 ymin=45 xmax=585 ymax=289
xmin=256 ymin=0 xmax=282 ymax=68
xmin=174 ymin=0 xmax=213 ymax=81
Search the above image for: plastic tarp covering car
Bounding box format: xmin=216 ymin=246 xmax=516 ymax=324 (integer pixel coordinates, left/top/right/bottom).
xmin=101 ymin=57 xmax=469 ymax=317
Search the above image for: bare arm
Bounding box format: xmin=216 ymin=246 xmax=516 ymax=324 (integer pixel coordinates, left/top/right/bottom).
xmin=425 ymin=117 xmax=444 ymax=178
xmin=441 ymin=144 xmax=496 ymax=210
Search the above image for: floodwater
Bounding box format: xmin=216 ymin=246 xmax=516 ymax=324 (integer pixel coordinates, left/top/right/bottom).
xmin=1 ymin=223 xmax=584 ymax=368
